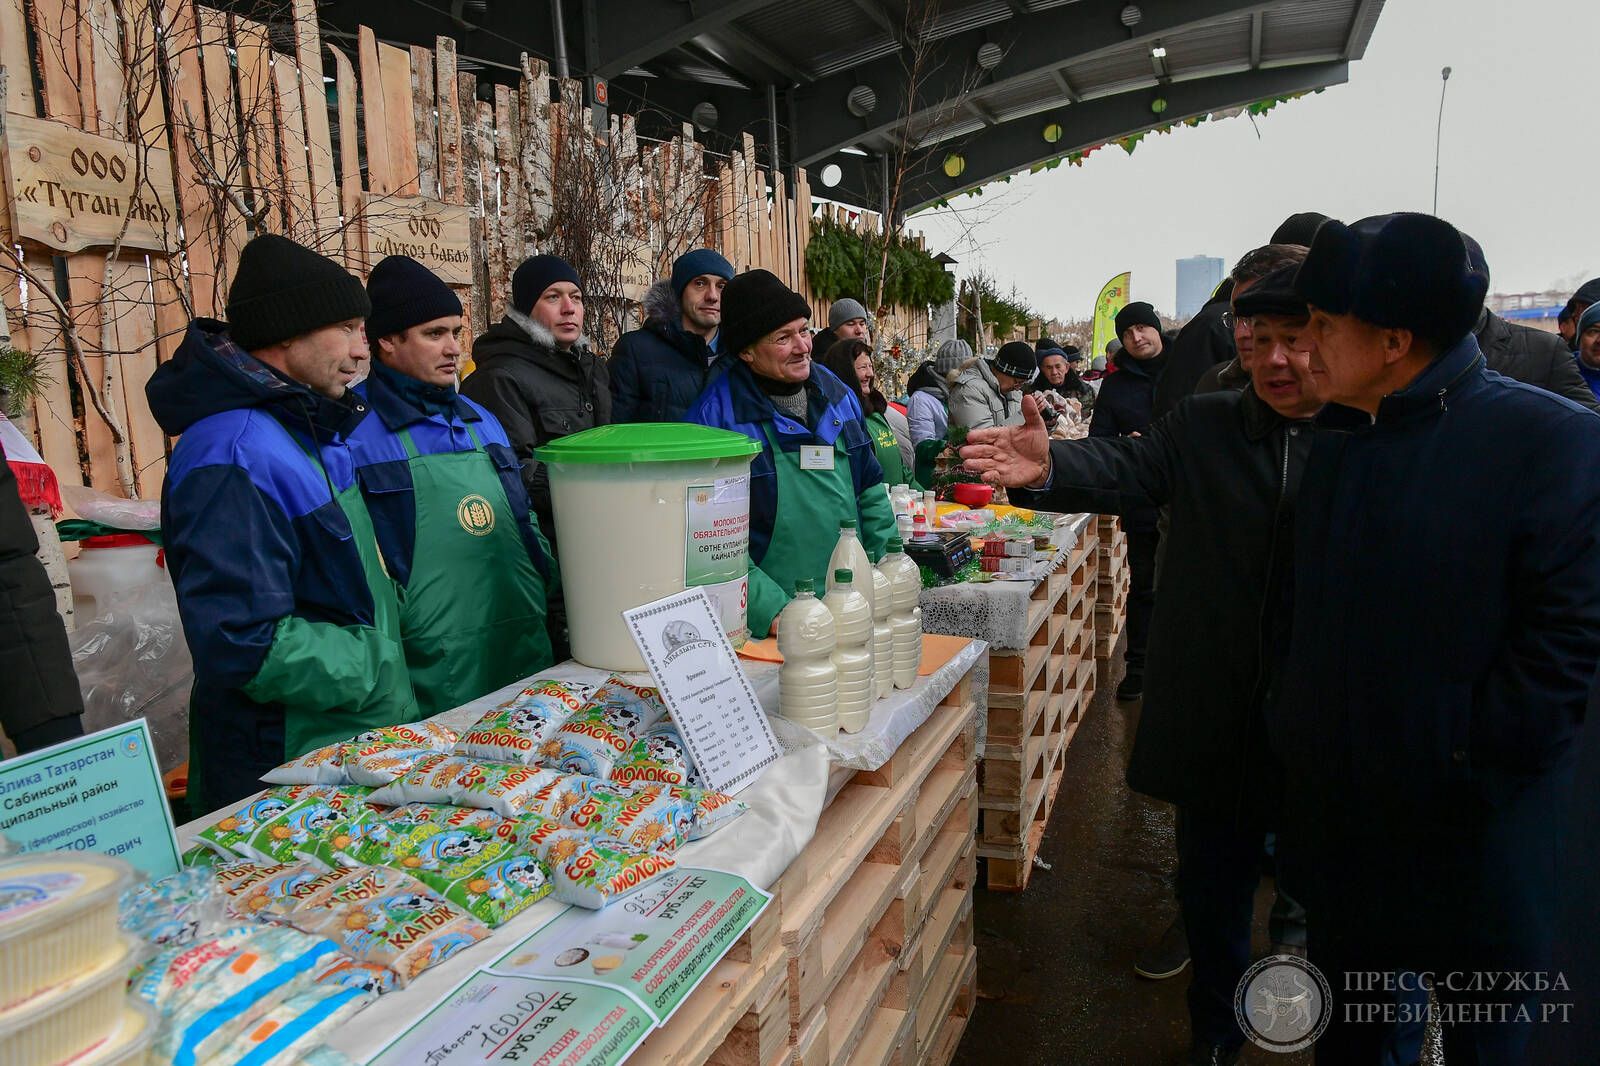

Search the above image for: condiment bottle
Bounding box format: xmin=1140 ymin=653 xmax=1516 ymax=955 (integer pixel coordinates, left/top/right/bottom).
xmin=823 ymin=568 xmax=874 ymax=733
xmin=777 ymin=579 xmax=838 ymax=738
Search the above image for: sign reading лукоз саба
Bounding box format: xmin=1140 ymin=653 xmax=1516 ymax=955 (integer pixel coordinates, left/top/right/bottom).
xmin=0 ymin=719 xmax=181 ymax=879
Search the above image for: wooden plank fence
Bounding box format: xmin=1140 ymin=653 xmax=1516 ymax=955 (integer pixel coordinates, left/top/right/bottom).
xmin=0 ymin=0 xmax=930 ymax=498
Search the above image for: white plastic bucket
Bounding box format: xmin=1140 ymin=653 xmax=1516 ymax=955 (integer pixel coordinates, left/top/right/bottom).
xmin=67 ymin=534 xmax=166 ymax=621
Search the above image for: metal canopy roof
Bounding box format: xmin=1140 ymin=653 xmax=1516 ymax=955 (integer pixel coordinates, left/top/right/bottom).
xmin=314 ymin=0 xmax=1386 ymax=213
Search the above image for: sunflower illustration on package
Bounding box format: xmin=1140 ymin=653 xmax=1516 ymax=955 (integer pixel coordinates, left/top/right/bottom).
xmin=520 ymin=819 xmax=677 ymax=909
xmin=546 ymin=708 xmax=646 ymax=779
xmin=237 ymin=789 xmax=383 ymax=866
xmin=221 ymin=861 xmax=349 ymax=919
xmin=666 ymin=785 xmax=749 ymax=840
xmin=289 ymin=867 xmax=489 ymax=986
xmin=366 ymin=753 xmax=474 ymax=806
xmin=455 ymin=679 xmax=596 ymax=765
xmin=450 ymin=761 xmax=567 ymax=817
xmin=197 ymin=785 xmax=372 ymax=859
xmin=587 ymin=675 xmax=669 ymax=735
xmin=262 ymin=723 xmax=457 ymax=787
xmin=423 ymin=850 xmax=556 ymax=927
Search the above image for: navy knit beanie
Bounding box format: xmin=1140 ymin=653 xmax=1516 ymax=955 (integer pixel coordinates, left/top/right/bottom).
xmin=670 ymin=248 xmax=734 ymax=300
xmin=226 ymin=234 xmax=370 ymax=351
xmin=512 ymin=255 xmax=582 ymax=314
xmin=366 ymin=255 xmax=463 ymax=339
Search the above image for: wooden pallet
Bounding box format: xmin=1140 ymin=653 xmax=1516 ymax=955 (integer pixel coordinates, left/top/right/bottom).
xmin=644 ymin=662 xmax=980 ymax=1066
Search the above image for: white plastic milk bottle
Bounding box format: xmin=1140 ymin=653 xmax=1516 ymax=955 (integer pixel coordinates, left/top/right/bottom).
xmin=823 ymin=568 xmax=874 ymax=733
xmin=828 ymin=520 xmax=876 ymax=616
xmin=879 ymin=538 xmax=923 ymax=689
xmin=777 ymin=579 xmax=839 ymax=738
xmin=871 ymin=567 xmax=894 ymax=700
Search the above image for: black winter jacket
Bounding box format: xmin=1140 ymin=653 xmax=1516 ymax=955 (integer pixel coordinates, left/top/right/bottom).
xmin=0 ymin=442 xmax=84 ymax=751
xmin=610 ymin=281 xmax=734 ymax=422
xmin=1475 ymin=309 xmax=1598 ymax=410
xmin=460 ymin=314 xmax=611 ymax=552
xmin=1151 ymin=285 xmax=1234 ymax=419
xmin=1022 ymin=387 xmax=1309 ymax=818
xmin=1087 ymin=341 xmax=1171 ymax=532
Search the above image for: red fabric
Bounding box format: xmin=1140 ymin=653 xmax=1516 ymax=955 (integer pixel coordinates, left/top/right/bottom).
xmin=7 ymin=459 xmax=63 ymax=517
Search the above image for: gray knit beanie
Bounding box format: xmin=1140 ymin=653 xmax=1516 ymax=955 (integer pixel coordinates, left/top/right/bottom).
xmin=829 ymin=298 xmax=869 ymax=330
xmin=933 ymin=339 xmax=971 ymax=375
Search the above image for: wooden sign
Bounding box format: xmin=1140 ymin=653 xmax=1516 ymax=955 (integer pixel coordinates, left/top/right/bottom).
xmin=3 ymin=114 xmax=176 ymax=255
xmin=360 ymin=193 xmax=473 ymax=285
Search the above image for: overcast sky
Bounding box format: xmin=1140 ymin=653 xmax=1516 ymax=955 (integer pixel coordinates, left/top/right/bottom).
xmin=910 ymin=0 xmax=1598 ymax=323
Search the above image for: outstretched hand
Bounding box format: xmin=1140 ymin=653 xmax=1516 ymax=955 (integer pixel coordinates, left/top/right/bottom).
xmin=959 ymin=394 xmax=1052 ymax=488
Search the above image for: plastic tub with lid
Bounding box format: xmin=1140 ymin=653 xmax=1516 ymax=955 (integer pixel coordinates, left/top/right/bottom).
xmin=538 ymin=424 xmax=761 ymax=671
xmin=67 ymin=534 xmax=167 ymax=621
xmin=0 ymin=936 xmax=135 ymax=1066
xmin=0 ymin=852 xmax=134 ymax=1011
xmin=69 ymin=1000 xmax=155 ymax=1066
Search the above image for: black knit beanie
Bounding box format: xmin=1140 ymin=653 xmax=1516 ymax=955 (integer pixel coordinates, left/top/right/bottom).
xmin=226 ymin=234 xmax=371 ymax=351
xmin=366 ymin=255 xmax=463 ymax=339
xmin=1270 ymin=212 xmax=1330 ymax=247
xmin=719 ymin=269 xmax=812 ymax=357
xmin=511 ymin=255 xmax=582 ymax=314
xmin=992 ymin=341 xmax=1037 ymax=380
xmin=1114 ymin=301 xmax=1161 ymax=337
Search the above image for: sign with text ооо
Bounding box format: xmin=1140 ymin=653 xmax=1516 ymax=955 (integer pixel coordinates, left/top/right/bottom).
xmin=3 ymin=114 xmax=177 ymax=255
xmin=360 ymin=193 xmax=473 ymax=285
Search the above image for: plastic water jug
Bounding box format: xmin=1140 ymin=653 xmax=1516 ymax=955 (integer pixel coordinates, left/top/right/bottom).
xmin=777 ymin=579 xmax=839 ymax=739
xmin=879 ymin=538 xmax=923 ymax=689
xmin=67 ymin=534 xmax=166 ymax=621
xmin=823 ymin=568 xmax=873 ymax=733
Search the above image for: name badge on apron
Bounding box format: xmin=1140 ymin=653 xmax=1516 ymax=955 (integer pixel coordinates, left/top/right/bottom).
xmin=800 ymin=445 xmax=836 ymax=471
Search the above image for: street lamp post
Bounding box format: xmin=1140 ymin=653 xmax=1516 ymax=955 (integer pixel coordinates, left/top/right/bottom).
xmin=1433 ymin=66 xmax=1452 ymax=215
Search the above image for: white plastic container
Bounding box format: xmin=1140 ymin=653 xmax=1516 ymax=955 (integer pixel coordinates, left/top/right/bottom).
xmin=823 ymin=569 xmax=873 ymax=733
xmin=879 ymin=539 xmax=924 ymax=689
xmin=827 ymin=521 xmax=876 ymax=617
xmin=0 ymin=936 xmax=133 ymax=1066
xmin=870 ymin=568 xmax=894 ymax=700
xmin=777 ymin=580 xmax=838 ymax=739
xmin=539 ymin=425 xmax=761 ymax=670
xmin=67 ymin=534 xmax=166 ymax=621
xmin=0 ymin=852 xmax=133 ymax=1011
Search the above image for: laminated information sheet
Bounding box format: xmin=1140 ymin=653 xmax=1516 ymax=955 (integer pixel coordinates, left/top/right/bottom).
xmin=487 ymin=867 xmax=771 ymax=1025
xmin=366 ymin=971 xmax=650 ymax=1066
xmin=623 ymin=589 xmax=781 ymax=794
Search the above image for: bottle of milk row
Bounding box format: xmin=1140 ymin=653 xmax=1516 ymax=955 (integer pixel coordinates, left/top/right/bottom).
xmin=871 ymin=565 xmax=895 ymax=700
xmin=777 ymin=579 xmax=838 ymax=739
xmin=878 ymin=538 xmax=922 ymax=689
xmin=823 ymin=568 xmax=874 ymax=733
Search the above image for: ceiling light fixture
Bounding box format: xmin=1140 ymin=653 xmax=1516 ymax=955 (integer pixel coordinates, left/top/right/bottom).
xmin=1119 ymin=5 xmax=1142 ymax=28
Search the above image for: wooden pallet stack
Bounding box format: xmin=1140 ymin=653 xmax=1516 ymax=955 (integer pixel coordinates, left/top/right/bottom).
xmin=635 ymin=667 xmax=980 ymax=1066
xmin=975 ymin=527 xmax=1099 ymax=892
xmin=1094 ymin=515 xmax=1131 ymax=659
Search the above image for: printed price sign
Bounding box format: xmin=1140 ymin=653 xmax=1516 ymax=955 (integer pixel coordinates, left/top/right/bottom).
xmin=487 ymin=867 xmax=771 ymax=1025
xmin=622 ymin=589 xmax=781 ymax=794
xmin=0 ymin=719 xmax=180 ymax=878
xmin=366 ymin=971 xmax=650 ymax=1066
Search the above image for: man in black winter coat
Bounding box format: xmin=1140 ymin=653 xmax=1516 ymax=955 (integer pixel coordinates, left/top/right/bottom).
xmin=1091 ymin=301 xmax=1171 ymax=701
xmin=1 ymin=441 xmax=84 ymax=753
xmin=1460 ymin=235 xmax=1598 ymax=409
xmin=461 ymin=254 xmax=611 ymax=555
xmin=961 ymin=270 xmax=1330 ymax=1066
xmin=609 ymin=249 xmax=735 ymax=422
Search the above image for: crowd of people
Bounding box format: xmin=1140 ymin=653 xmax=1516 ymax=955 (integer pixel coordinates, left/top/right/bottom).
xmin=4 ymin=206 xmax=1599 ymax=1064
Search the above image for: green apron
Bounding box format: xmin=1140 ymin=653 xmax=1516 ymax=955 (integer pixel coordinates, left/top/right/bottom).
xmin=865 ymin=410 xmax=910 ymax=487
xmin=394 ymin=422 xmax=554 ymax=715
xmin=749 ymin=421 xmax=859 ymax=633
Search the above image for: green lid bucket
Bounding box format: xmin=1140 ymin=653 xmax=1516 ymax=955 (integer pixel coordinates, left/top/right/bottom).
xmin=536 ymin=423 xmax=762 ymax=465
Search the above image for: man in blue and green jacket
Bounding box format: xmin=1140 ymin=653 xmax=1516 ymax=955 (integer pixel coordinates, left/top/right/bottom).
xmin=148 ymin=235 xmax=419 ymax=810
xmin=685 ymin=269 xmax=895 ymax=638
xmin=350 ymin=256 xmax=557 ymax=715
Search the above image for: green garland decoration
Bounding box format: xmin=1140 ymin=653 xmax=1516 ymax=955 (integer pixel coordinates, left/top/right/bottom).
xmin=804 ymin=215 xmax=956 ymax=309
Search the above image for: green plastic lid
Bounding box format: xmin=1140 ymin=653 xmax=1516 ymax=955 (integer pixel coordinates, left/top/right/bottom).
xmin=839 ymin=519 xmax=856 ymax=529
xmin=834 ymin=568 xmax=853 ymax=583
xmin=794 ymin=578 xmax=815 ymax=594
xmin=887 ymin=537 xmax=904 ymax=552
xmin=535 ymin=423 xmax=762 ymax=464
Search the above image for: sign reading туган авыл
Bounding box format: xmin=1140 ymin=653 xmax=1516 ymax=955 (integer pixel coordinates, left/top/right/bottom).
xmin=3 ymin=114 xmax=176 ymax=255
xmin=361 ymin=194 xmax=473 ymax=285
